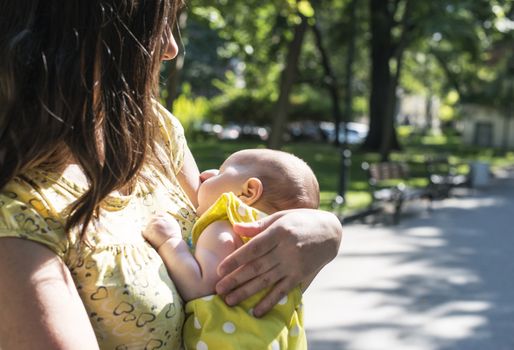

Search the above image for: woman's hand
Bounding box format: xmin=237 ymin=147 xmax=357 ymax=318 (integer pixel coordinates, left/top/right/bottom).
xmin=215 ymin=209 xmax=342 ymax=317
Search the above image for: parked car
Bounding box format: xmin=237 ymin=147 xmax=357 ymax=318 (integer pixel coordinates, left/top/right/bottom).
xmin=239 ymin=125 xmax=269 ymax=141
xmin=196 ymin=122 xmax=223 ymax=137
xmin=319 ymin=121 xmax=368 ymax=144
xmin=217 ymin=124 xmax=241 ymax=140
xmin=287 ymin=121 xmax=325 ymax=141
xmin=195 ymin=122 xmax=269 ymax=141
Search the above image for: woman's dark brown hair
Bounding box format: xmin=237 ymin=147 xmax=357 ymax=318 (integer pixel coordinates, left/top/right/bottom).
xmin=0 ymin=0 xmax=182 ymax=239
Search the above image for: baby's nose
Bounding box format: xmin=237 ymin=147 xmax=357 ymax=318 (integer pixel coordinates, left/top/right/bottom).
xmin=199 ymin=169 xmax=219 ymax=182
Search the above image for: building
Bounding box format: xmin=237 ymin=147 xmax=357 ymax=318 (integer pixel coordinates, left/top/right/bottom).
xmin=460 ymin=104 xmax=514 ymax=149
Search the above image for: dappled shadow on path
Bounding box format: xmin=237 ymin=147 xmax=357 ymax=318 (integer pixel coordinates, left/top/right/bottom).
xmin=307 ymin=176 xmax=514 ymax=350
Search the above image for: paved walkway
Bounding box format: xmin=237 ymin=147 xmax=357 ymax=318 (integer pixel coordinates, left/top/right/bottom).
xmin=304 ymin=168 xmax=514 ymax=350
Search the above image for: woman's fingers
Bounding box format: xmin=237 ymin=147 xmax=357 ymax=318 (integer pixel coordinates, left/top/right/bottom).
xmin=253 ymin=278 xmax=297 ymax=317
xmin=217 ymin=209 xmax=343 ymax=317
xmin=232 ymin=210 xmax=290 ymax=238
xmin=216 ymin=241 xmax=279 ymax=294
xmin=221 ymin=263 xmax=283 ymax=308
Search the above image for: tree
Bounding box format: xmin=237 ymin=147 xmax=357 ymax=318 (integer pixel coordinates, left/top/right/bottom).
xmin=168 ymin=0 xmax=511 ymax=154
xmin=309 ymin=0 xmax=357 ymax=202
xmin=421 ymin=0 xmax=513 ymax=144
xmin=268 ymin=13 xmax=309 ymax=149
xmin=361 ymin=0 xmax=506 ymax=159
xmin=362 ymin=0 xmax=417 ymax=160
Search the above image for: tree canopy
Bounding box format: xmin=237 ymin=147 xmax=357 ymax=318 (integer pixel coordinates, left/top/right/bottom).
xmin=161 ymin=0 xmax=514 ymax=157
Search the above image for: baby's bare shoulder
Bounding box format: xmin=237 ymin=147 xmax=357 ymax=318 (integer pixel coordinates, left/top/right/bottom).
xmin=198 ymin=220 xmax=243 ymax=250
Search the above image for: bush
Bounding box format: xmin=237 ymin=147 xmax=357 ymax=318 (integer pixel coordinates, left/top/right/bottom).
xmin=171 ymin=85 xmax=210 ymax=137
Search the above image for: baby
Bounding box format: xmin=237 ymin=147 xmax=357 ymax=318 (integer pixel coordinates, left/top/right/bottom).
xmin=143 ymin=148 xmax=319 ymax=350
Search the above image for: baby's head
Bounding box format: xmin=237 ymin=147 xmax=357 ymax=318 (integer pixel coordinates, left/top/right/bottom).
xmin=196 ymin=149 xmax=320 ymax=216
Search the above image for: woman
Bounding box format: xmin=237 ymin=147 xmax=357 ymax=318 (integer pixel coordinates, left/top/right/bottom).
xmin=0 ymin=1 xmax=342 ymax=349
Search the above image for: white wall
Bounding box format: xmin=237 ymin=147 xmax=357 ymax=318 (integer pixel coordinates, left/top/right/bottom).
xmin=460 ymin=104 xmax=514 ymax=149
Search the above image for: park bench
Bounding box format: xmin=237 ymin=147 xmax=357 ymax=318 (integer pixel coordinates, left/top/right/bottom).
xmin=425 ymin=156 xmax=470 ymax=199
xmin=362 ymin=161 xmax=432 ymax=224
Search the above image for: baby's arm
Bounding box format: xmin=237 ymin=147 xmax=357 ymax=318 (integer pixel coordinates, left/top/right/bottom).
xmin=143 ymin=216 xmax=241 ymax=301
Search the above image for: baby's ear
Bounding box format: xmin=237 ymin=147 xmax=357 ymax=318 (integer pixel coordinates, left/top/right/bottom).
xmin=240 ymin=177 xmax=263 ymax=206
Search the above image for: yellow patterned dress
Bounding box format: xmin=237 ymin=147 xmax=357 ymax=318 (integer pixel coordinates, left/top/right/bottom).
xmin=0 ymin=104 xmax=196 ymax=349
xmin=183 ymin=192 xmax=307 ymax=350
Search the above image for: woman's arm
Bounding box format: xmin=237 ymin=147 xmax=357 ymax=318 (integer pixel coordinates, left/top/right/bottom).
xmin=215 ymin=209 xmax=343 ymax=317
xmin=0 ymin=238 xmax=99 ymax=350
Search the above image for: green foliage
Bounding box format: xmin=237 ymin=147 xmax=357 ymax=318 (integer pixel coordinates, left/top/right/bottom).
xmin=182 ymin=1 xmax=294 ymax=124
xmin=296 ymin=0 xmax=315 ymax=18
xmin=436 ymin=90 xmax=461 ymax=123
xmin=208 ymin=71 xmax=276 ymax=124
xmin=289 ymin=84 xmax=332 ymax=121
xmin=422 ymin=0 xmax=514 ymax=109
xmin=177 ymin=0 xmax=372 ymax=126
xmin=171 ymin=84 xmax=210 ymax=135
xmin=209 ymin=88 xmax=275 ymax=125
xmin=165 ymin=0 xmax=514 ymax=145
xmin=397 ymin=125 xmax=414 ymax=139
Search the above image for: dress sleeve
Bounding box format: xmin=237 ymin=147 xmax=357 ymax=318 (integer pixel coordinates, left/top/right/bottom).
xmin=0 ymin=182 xmax=68 ymax=259
xmin=154 ymin=101 xmax=187 ymax=175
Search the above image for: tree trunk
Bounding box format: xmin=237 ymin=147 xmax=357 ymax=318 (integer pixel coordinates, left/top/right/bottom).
xmin=343 ymin=0 xmax=357 ymax=142
xmin=311 ymin=21 xmax=341 ymax=144
xmin=311 ymin=6 xmax=354 ymax=199
xmin=362 ymin=0 xmax=405 ymax=160
xmin=425 ymin=93 xmax=433 ymax=133
xmin=268 ymin=14 xmax=308 ymax=149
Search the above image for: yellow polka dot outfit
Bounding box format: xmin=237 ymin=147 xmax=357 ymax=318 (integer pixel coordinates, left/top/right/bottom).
xmin=183 ymin=192 xmax=307 ymax=350
xmin=0 ymin=103 xmax=196 ymax=349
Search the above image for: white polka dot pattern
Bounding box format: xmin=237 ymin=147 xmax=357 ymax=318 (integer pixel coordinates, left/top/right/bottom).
xmin=196 ymin=340 xmax=208 ymax=350
xmin=222 ymin=322 xmax=236 ymax=334
xmin=183 ymin=193 xmax=306 ymax=350
xmin=237 ymin=205 xmax=247 ymax=217
xmin=194 ymin=317 xmax=201 ymax=329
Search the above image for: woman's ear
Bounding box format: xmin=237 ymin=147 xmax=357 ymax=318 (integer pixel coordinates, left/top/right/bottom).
xmin=239 ymin=177 xmax=263 ymax=206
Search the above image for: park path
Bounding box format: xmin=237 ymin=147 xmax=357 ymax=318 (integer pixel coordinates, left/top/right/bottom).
xmin=304 ymin=167 xmax=514 ymax=350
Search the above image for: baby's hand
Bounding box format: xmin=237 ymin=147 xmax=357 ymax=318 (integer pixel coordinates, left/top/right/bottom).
xmin=143 ymin=214 xmax=182 ymax=250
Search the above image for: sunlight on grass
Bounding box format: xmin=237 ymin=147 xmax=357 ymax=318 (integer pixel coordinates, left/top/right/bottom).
xmin=422 ymin=134 xmax=450 ymax=145
xmin=320 ymin=191 xmax=371 ymax=212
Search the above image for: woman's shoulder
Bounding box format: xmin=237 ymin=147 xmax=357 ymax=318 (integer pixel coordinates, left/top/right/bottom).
xmin=152 ymin=100 xmax=187 ymax=175
xmin=153 ymin=100 xmax=185 ymax=137
xmin=0 ymin=171 xmax=70 ymax=258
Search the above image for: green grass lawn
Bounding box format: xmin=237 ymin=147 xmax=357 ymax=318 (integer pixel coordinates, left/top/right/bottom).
xmin=189 ymin=136 xmax=514 ymax=213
